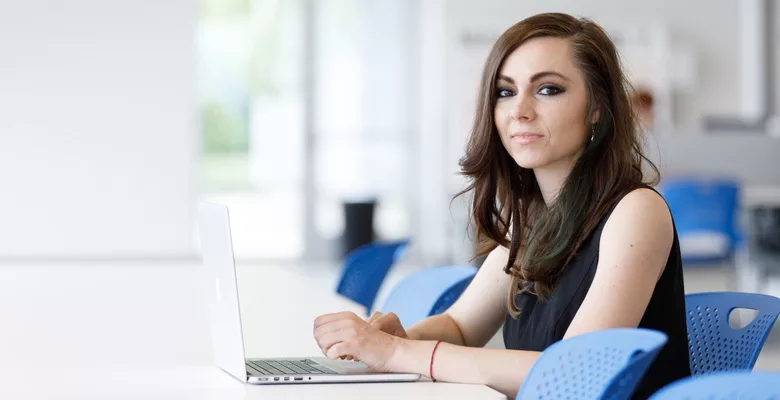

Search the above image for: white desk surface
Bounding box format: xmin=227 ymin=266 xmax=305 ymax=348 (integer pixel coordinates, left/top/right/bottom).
xmin=0 ymin=365 xmax=504 ymax=399
xmin=0 ymin=262 xmax=505 ymax=399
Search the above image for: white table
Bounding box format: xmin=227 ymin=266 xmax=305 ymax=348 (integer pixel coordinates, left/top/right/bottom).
xmin=0 ymin=365 xmax=504 ymax=399
xmin=0 ymin=262 xmax=505 ymax=399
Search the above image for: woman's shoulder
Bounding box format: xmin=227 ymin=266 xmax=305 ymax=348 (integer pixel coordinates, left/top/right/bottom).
xmin=601 ymin=186 xmax=674 ymax=250
xmin=613 ymin=186 xmax=669 ymax=218
xmin=593 ymin=186 xmax=670 ymax=233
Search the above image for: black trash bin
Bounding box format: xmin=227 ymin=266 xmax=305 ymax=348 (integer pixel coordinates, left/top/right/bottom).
xmin=752 ymin=206 xmax=780 ymax=252
xmin=342 ymin=199 xmax=377 ymax=258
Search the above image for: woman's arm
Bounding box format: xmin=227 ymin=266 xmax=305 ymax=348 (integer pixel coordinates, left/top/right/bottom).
xmin=563 ymin=188 xmax=672 ymax=337
xmin=403 ymin=246 xmax=511 ymax=346
xmin=391 ymin=340 xmax=541 ymax=397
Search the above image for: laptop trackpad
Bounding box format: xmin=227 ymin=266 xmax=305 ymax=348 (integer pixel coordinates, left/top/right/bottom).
xmin=319 ymin=359 xmax=379 ymax=375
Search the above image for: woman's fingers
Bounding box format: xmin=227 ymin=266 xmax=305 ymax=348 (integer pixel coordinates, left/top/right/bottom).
xmin=366 ymin=311 xmax=383 ymax=324
xmin=316 ymin=327 xmax=359 ymax=355
xmin=372 ymin=312 xmax=397 ymax=329
xmin=313 ymin=317 xmax=356 ymax=339
xmin=326 ymin=341 xmax=356 ymax=360
xmin=313 ymin=311 xmax=371 ymax=360
xmin=372 ymin=312 xmax=407 ymax=337
xmin=313 ymin=311 xmax=359 ymax=330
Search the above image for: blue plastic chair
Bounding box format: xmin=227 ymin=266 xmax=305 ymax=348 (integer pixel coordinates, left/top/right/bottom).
xmin=659 ymin=178 xmax=740 ymax=264
xmin=516 ymin=329 xmax=668 ymax=400
xmin=685 ymin=292 xmax=780 ymax=375
xmin=335 ymin=240 xmax=409 ymax=314
xmin=379 ymin=265 xmax=477 ymax=328
xmin=649 ymin=371 xmax=780 ymax=399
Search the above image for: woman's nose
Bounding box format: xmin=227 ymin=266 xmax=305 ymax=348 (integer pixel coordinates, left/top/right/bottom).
xmin=509 ymin=96 xmax=535 ymax=121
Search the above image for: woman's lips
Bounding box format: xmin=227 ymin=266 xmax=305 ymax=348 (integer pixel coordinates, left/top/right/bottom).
xmin=510 ymin=132 xmax=543 ymax=144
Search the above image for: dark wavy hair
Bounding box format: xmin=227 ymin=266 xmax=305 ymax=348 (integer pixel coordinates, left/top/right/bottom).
xmin=457 ymin=13 xmax=659 ymax=317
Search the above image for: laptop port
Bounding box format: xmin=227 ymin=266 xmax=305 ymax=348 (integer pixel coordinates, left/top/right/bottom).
xmin=294 ymin=377 xmax=303 ymax=381
xmin=284 ymin=377 xmax=289 ymax=381
xmin=273 ymin=377 xmax=280 ymax=381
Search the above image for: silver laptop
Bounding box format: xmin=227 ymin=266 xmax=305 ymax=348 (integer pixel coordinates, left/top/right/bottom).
xmin=198 ymin=201 xmax=420 ymax=384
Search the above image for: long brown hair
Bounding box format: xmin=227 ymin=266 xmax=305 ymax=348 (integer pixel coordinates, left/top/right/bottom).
xmin=457 ymin=13 xmax=659 ymax=317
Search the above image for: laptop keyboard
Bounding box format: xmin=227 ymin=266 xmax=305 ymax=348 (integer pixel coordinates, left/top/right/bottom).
xmin=247 ymin=359 xmax=337 ymax=376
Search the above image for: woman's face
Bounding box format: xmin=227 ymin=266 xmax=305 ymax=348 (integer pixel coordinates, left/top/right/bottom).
xmin=494 ymin=37 xmax=596 ymax=171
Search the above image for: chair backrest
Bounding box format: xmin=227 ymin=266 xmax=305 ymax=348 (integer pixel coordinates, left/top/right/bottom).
xmin=516 ymin=329 xmax=668 ymax=400
xmin=335 ymin=240 xmax=409 ymax=314
xmin=649 ymin=371 xmax=780 ymax=399
xmin=659 ymin=178 xmax=740 ymax=262
xmin=379 ymin=265 xmax=477 ymax=328
xmin=685 ymin=292 xmax=780 ymax=375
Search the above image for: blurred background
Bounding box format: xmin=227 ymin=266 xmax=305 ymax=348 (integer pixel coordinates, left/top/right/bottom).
xmin=3 ymin=0 xmax=780 ymax=264
xmin=1 ymin=0 xmax=779 ymax=372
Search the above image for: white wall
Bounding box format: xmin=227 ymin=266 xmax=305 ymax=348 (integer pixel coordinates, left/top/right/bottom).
xmin=774 ymin=0 xmax=780 ymax=116
xmin=0 ymin=0 xmax=197 ymax=259
xmin=415 ymin=0 xmax=452 ymax=266
xmin=651 ymin=134 xmax=780 ymax=186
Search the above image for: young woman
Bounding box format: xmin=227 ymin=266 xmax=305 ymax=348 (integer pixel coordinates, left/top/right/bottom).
xmin=313 ymin=13 xmax=691 ymax=398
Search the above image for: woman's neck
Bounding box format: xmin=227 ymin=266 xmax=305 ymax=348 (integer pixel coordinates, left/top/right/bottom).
xmin=533 ymin=154 xmax=580 ymax=206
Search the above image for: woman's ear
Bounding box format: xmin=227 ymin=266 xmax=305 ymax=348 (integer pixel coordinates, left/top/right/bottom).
xmin=590 ymin=106 xmax=601 ymax=124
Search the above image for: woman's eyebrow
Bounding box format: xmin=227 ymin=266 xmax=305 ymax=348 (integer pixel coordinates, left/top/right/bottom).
xmin=497 ymin=71 xmax=570 ymax=85
xmin=497 ymin=75 xmax=515 ymax=85
xmin=529 ymin=71 xmax=570 ymax=82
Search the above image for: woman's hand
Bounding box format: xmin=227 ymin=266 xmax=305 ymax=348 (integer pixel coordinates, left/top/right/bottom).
xmin=333 ymin=311 xmax=409 ymax=362
xmin=313 ymin=311 xmax=406 ymax=372
xmin=366 ymin=311 xmax=410 ymax=339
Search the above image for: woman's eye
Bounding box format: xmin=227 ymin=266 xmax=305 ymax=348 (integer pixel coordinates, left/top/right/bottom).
xmin=497 ymin=88 xmax=515 ymax=98
xmin=538 ymin=85 xmax=564 ymax=96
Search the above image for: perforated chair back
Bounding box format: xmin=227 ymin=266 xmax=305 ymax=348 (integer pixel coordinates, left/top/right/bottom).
xmin=516 ymin=328 xmax=667 ymax=400
xmin=379 ymin=265 xmax=477 ymax=328
xmin=685 ymin=292 xmax=780 ymax=375
xmin=335 ymin=240 xmax=409 ymax=313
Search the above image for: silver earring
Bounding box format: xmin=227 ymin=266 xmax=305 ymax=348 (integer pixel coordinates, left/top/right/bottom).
xmin=590 ymin=124 xmax=595 ymax=142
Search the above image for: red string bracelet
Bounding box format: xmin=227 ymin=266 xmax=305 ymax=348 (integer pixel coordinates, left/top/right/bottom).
xmin=429 ymin=340 xmax=443 ymax=382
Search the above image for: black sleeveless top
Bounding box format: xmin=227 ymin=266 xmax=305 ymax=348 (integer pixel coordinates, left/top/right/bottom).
xmin=503 ymin=186 xmax=691 ymax=399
